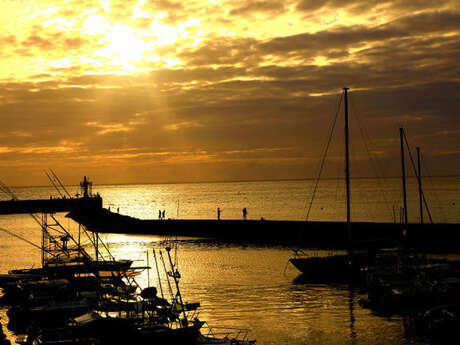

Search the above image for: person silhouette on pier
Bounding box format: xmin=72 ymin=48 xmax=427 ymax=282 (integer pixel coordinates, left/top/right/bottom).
xmin=162 ymin=210 xmax=166 ymax=219
xmin=242 ymin=208 xmax=247 ymax=220
xmin=217 ymin=207 xmax=221 ymax=220
xmin=159 ymin=210 xmax=162 ymax=220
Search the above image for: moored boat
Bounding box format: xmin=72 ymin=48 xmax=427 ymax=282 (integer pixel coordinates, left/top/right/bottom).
xmin=289 ymin=88 xmax=368 ymax=285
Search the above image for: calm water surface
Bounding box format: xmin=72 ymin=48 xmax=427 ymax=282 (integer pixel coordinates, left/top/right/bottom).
xmin=1 ymin=178 xmax=460 ymax=344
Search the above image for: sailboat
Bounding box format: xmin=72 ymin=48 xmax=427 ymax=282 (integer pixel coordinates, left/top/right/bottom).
xmin=289 ymin=87 xmax=367 ymax=284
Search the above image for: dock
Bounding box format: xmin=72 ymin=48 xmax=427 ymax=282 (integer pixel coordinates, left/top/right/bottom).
xmin=0 ymin=177 xmax=102 ymax=215
xmin=0 ymin=196 xmax=103 ymax=215
xmin=67 ymin=207 xmax=460 ymax=252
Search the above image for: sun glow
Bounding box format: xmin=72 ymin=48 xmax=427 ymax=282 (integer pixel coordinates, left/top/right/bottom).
xmin=80 ymin=12 xmax=189 ymax=71
xmin=83 ymin=14 xmax=108 ymax=35
xmin=104 ymin=24 xmax=148 ymax=63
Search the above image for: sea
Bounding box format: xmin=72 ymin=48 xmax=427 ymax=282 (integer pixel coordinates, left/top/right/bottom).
xmin=1 ymin=176 xmax=460 ymax=345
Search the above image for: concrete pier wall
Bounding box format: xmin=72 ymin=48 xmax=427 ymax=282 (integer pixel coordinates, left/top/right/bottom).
xmin=0 ymin=196 xmax=102 ymax=214
xmin=67 ymin=207 xmax=460 ymax=252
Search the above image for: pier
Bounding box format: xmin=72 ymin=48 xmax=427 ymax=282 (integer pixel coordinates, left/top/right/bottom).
xmin=0 ymin=196 xmax=102 ymax=215
xmin=67 ymin=207 xmax=460 ymax=252
xmin=0 ymin=177 xmax=102 ymax=215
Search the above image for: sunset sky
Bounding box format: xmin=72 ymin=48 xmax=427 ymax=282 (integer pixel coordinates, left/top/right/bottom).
xmin=0 ymin=0 xmax=459 ymax=186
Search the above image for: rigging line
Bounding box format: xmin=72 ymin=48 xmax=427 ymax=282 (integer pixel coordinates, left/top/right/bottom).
xmin=43 ymin=213 xmax=96 ymax=260
xmin=49 ymin=169 xmax=73 ymax=198
xmin=153 ymin=249 xmax=165 ymax=299
xmin=159 ymin=250 xmax=175 ymax=302
xmin=305 ymin=92 xmax=343 ymax=221
xmin=44 ymin=170 xmax=65 ymax=199
xmin=419 ymin=153 xmax=444 ymax=221
xmin=0 ymin=180 xmax=69 ymax=253
xmin=0 ymin=181 xmax=15 ymax=199
xmin=68 ymin=207 xmax=116 ymax=261
xmin=174 ymin=237 xmax=178 ymax=269
xmin=421 ymin=185 xmax=434 ymax=223
xmin=403 ymin=133 xmax=434 ymax=223
xmin=0 ymin=227 xmax=58 ymax=257
xmin=31 ymin=213 xmax=75 ymax=257
xmin=417 ymin=152 xmax=434 ymax=224
xmin=48 ymin=214 xmax=93 ymax=259
xmin=0 ymin=178 xmax=107 ymax=260
xmin=47 ymin=171 xmax=115 ymax=261
xmin=78 ymin=221 xmax=115 ymax=261
xmin=349 ymin=94 xmax=393 ymax=221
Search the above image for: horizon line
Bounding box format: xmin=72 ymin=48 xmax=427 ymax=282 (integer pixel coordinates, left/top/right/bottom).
xmin=7 ymin=174 xmax=460 ymax=189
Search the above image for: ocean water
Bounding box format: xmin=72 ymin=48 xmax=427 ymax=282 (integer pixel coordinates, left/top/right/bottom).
xmin=1 ymin=177 xmax=460 ymax=344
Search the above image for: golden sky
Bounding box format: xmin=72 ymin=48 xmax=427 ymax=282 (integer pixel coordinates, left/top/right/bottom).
xmin=0 ymin=0 xmax=459 ymax=186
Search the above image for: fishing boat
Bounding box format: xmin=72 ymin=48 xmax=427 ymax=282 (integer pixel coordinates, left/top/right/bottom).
xmin=0 ymin=173 xmax=256 ymax=345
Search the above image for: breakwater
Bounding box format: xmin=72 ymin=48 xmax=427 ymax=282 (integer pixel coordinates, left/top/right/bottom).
xmin=0 ymin=196 xmax=102 ymax=214
xmin=67 ymin=208 xmax=460 ymax=252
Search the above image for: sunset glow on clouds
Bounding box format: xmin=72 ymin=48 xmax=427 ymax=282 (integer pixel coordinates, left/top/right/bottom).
xmin=0 ymin=0 xmax=459 ymax=185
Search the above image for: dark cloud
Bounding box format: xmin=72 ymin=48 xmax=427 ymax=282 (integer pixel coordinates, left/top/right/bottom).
xmin=21 ymin=34 xmax=57 ymax=50
xmin=1 ymin=73 xmax=459 ymax=183
xmin=0 ymin=34 xmax=17 ymax=45
xmin=136 ymin=0 xmax=188 ymax=25
xmin=257 ymin=10 xmax=460 ymax=59
xmin=150 ymin=67 xmax=248 ymax=84
xmin=383 ymin=10 xmax=460 ymax=34
xmin=20 ymin=28 xmax=92 ymax=53
xmin=142 ymin=0 xmax=183 ymax=10
xmin=63 ymin=37 xmax=88 ymax=49
xmin=229 ymin=1 xmax=286 ymax=16
xmin=177 ymin=36 xmax=259 ymax=66
xmin=296 ymin=0 xmax=453 ymax=13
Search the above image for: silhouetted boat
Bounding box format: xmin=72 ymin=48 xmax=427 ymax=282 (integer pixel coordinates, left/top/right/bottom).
xmin=0 ymin=174 xmax=256 ymax=345
xmin=405 ymin=304 xmax=460 ymax=341
xmin=358 ymin=130 xmax=460 ymax=316
xmin=289 ymin=88 xmax=367 ymax=284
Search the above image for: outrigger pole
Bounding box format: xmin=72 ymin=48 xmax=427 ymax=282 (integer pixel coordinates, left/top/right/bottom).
xmin=153 ymin=249 xmax=165 ymax=299
xmin=165 ymin=246 xmax=188 ymax=324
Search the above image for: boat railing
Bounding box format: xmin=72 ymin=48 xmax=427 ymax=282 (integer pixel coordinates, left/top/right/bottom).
xmin=200 ymin=321 xmax=253 ymax=342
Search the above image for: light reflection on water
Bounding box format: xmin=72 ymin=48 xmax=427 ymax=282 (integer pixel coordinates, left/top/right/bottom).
xmin=103 ymin=237 xmax=429 ymax=345
xmin=0 ymin=221 xmax=428 ymax=345
xmin=4 ymin=177 xmax=459 ymax=223
xmin=2 ymin=176 xmax=459 ymax=344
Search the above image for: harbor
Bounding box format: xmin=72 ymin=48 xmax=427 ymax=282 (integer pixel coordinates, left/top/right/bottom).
xmin=0 ymin=87 xmax=459 ymax=343
xmin=0 ymin=202 xmax=257 ymax=345
xmin=1 ymin=0 xmax=459 ymax=342
xmin=1 ymin=92 xmax=459 ymax=344
xmin=1 ymin=186 xmax=459 ymax=251
xmin=0 ymin=176 xmax=459 ymax=345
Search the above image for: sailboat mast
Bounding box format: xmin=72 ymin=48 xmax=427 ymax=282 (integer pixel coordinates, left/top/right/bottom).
xmin=417 ymin=147 xmax=423 ymax=224
xmin=400 ymin=128 xmax=409 ymax=236
xmin=343 ymin=87 xmax=352 ymax=256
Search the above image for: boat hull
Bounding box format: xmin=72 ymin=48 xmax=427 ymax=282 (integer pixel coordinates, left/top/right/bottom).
xmin=290 ymin=255 xmax=366 ymax=284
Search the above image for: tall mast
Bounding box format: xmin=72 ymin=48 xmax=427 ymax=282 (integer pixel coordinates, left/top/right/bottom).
xmin=416 ymin=147 xmax=423 ymax=224
xmin=344 ymin=87 xmax=352 ymax=256
xmin=400 ymin=128 xmax=408 ymax=244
